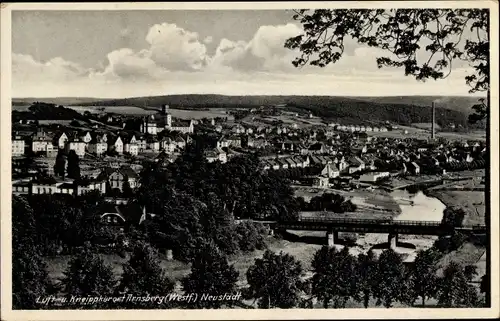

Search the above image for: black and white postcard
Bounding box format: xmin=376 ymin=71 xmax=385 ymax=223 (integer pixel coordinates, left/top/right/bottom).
xmin=1 ymin=1 xmax=498 ymax=320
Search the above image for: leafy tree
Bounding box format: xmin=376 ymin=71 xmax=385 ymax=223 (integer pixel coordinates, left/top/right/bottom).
xmin=182 ymin=242 xmax=239 ymax=309
xmin=373 ymin=249 xmax=406 ymax=308
xmin=411 ymin=248 xmax=441 ymax=306
xmin=311 ymin=246 xmax=358 ymax=308
xmin=285 ymin=9 xmax=489 ymax=121
xmin=118 ymin=241 xmax=175 ymax=308
xmin=436 ymin=262 xmax=479 ymax=307
xmin=12 ymin=196 xmax=51 ymax=309
xmin=53 ymin=151 xmax=66 ymax=178
xmin=308 ymin=193 xmax=357 ymax=213
xmin=62 ymin=245 xmax=116 ymax=301
xmin=122 ymin=176 xmax=134 ymax=197
xmin=235 ymin=221 xmax=267 ymax=252
xmin=246 ymin=250 xmax=305 ymax=308
xmin=433 ymin=231 xmax=468 ymax=254
xmin=441 ymin=207 xmax=466 ymax=227
xmin=480 ymin=273 xmax=489 ymax=296
xmin=66 ymin=150 xmax=81 ymax=179
xmin=355 ymin=250 xmax=378 ymax=308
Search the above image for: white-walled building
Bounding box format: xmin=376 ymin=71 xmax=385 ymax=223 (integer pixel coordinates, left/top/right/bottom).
xmin=108 ymin=136 xmax=124 ymax=154
xmin=12 ymin=134 xmax=25 ymax=156
xmin=359 ymin=171 xmax=390 ymax=182
xmin=65 ymin=137 xmax=86 ymax=157
xmin=88 ymin=135 xmax=108 ymax=156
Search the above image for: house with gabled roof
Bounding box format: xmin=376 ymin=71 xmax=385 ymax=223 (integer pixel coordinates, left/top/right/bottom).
xmin=285 ymin=157 xmax=297 ymax=168
xmin=53 ymin=131 xmax=69 ymax=149
xmin=160 ymin=137 xmax=175 ymax=153
xmin=321 ymin=163 xmax=340 ymax=178
xmin=146 ymin=136 xmax=160 ymax=152
xmin=65 ymin=133 xmax=86 ymax=157
xmin=276 ymin=158 xmax=289 ymax=169
xmin=347 ymin=156 xmax=366 ymax=174
xmin=108 ymin=136 xmax=124 ymax=154
xmin=313 ymin=175 xmax=330 ymax=188
xmin=99 ymin=166 xmax=139 ymax=192
xmin=88 ymin=134 xmax=108 ymax=156
xmin=122 ymin=135 xmax=139 ymax=156
xmin=205 ymin=147 xmax=227 ymax=164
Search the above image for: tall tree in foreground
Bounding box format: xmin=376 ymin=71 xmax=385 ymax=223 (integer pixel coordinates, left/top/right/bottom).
xmin=66 ymin=150 xmax=81 ymax=179
xmin=62 ymin=245 xmax=116 ymax=306
xmin=246 ymin=250 xmax=305 ymax=308
xmin=182 ymin=242 xmax=239 ymax=309
xmin=311 ymin=246 xmax=358 ymax=308
xmin=53 ymin=151 xmax=66 ymax=178
xmin=12 ymin=196 xmax=50 ymax=309
xmin=373 ymin=249 xmax=406 ymax=308
xmin=121 ymin=177 xmax=134 ymax=198
xmin=436 ymin=262 xmax=479 ymax=307
xmin=355 ymin=250 xmax=378 ymax=308
xmin=411 ymin=248 xmax=441 ymax=307
xmin=119 ymin=241 xmax=175 ymax=308
xmin=285 ymin=9 xmax=489 ymax=122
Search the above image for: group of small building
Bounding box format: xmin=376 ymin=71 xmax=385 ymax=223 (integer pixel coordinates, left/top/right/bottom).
xmin=12 ymin=164 xmax=140 ymax=198
xmin=12 ymin=128 xmax=191 ymax=158
xmin=259 ymin=135 xmax=487 ymax=189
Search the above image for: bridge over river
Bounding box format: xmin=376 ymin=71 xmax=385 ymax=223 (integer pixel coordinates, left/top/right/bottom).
xmin=257 ymin=217 xmax=486 ymax=248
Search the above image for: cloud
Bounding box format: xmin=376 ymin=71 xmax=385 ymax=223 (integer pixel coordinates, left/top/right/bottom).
xmin=203 ymin=36 xmax=213 ymax=44
xmin=12 ymin=21 xmax=481 ymax=98
xmin=12 ymin=53 xmax=88 ymax=82
xmin=145 ymin=23 xmax=208 ymax=71
xmin=209 ymin=23 xmax=302 ymax=72
xmin=96 ymin=48 xmax=160 ymax=80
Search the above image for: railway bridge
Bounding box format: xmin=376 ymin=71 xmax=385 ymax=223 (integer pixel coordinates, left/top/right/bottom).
xmin=260 ymin=217 xmax=486 ymax=249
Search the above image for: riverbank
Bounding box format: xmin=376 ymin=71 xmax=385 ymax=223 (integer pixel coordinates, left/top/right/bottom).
xmin=430 ymin=190 xmax=485 ymax=226
xmin=295 ymin=186 xmax=401 ymax=220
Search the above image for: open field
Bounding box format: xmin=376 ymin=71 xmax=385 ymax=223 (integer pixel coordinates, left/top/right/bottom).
xmin=411 ymin=122 xmax=442 ymax=130
xmin=437 ymin=242 xmax=486 ymax=281
xmin=13 ymin=105 xmax=235 ymax=120
xmin=44 ymin=236 xmax=321 ymax=290
xmin=430 ymin=190 xmax=486 ymax=225
xmin=387 ymin=169 xmax=485 ymax=189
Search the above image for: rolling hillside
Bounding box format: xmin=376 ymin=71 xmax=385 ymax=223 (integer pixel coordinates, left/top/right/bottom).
xmin=12 ymin=95 xmax=485 ymax=129
xmin=349 ymin=96 xmax=486 ymax=115
xmin=12 ymin=97 xmax=104 ymax=106
xmin=64 ymin=94 xmax=476 ymax=128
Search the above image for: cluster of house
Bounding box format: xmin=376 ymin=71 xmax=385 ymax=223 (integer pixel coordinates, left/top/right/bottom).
xmin=259 ymin=135 xmax=487 ymax=188
xmin=328 ymin=123 xmax=390 ymax=133
xmin=12 ymin=128 xmax=191 ymax=158
xmin=12 ymin=165 xmax=140 ymax=197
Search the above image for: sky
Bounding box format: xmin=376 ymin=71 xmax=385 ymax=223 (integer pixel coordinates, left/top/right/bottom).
xmin=11 ymin=10 xmax=482 ymax=98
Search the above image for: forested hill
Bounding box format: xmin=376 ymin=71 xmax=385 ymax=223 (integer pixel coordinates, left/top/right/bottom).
xmin=12 ymin=95 xmax=485 ymax=128
xmin=12 ymin=97 xmax=103 ymax=106
xmin=348 ymin=96 xmax=486 ymax=115
xmin=65 ymin=94 xmax=480 ymax=128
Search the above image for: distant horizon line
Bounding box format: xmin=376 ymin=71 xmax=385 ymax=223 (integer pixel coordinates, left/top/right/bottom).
xmin=12 ymin=94 xmax=487 ymax=100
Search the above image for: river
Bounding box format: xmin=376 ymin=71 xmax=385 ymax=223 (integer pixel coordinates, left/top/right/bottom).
xmin=391 ymin=190 xmax=446 ymax=222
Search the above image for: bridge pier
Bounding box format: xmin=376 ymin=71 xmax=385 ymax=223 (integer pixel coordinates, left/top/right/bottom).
xmin=326 ymin=231 xmax=341 ymax=247
xmin=388 ymin=233 xmax=398 ymax=250
xmin=327 ymin=231 xmax=334 ymax=247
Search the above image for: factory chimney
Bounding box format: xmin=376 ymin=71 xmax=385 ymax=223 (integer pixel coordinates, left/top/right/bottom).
xmin=431 ymin=102 xmax=436 ymax=140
